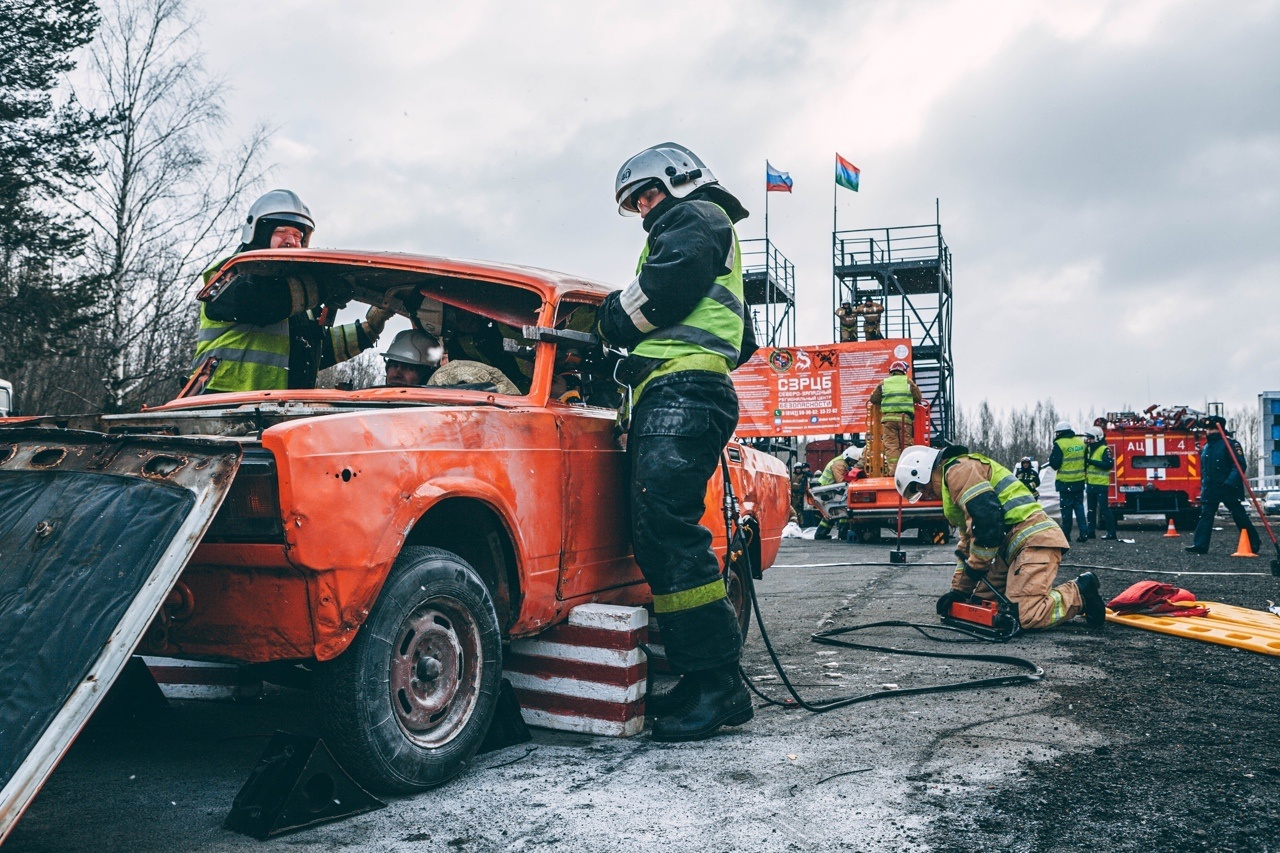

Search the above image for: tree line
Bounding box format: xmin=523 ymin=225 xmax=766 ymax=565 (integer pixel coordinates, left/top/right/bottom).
xmin=955 ymin=400 xmax=1261 ymax=478
xmin=1 ymin=0 xmax=268 ymax=415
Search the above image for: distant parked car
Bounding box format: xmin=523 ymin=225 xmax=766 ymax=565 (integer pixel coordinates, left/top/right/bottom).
xmin=1264 ymin=491 xmax=1280 ymax=515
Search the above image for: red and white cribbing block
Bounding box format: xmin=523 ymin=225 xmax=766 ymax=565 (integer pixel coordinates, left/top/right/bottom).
xmin=140 ymin=656 xmax=262 ymax=701
xmin=505 ymin=604 xmax=648 ymax=737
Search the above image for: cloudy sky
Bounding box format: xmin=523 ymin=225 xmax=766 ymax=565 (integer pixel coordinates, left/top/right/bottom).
xmin=191 ymin=0 xmax=1278 ymax=419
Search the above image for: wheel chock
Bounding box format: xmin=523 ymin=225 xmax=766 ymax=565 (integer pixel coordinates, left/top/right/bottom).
xmin=224 ymin=731 xmax=385 ymax=839
xmin=478 ymin=678 xmax=532 ymax=755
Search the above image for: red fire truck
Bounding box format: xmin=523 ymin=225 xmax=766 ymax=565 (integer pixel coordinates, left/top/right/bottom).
xmin=1103 ymin=406 xmax=1205 ymax=530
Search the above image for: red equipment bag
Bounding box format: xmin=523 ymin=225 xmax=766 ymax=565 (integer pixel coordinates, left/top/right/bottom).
xmin=1106 ymin=580 xmax=1209 ymax=617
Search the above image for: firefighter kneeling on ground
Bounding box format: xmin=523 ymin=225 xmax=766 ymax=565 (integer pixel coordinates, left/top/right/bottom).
xmin=894 ymin=444 xmax=1106 ymax=631
xmin=813 ymin=446 xmax=864 ymax=540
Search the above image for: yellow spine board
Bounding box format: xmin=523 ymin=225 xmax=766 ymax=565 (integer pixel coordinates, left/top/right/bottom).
xmin=1106 ymin=601 xmax=1280 ymax=656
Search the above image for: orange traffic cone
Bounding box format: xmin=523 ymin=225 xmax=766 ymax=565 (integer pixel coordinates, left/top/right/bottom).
xmin=1231 ymin=529 xmax=1258 ymax=558
xmin=1163 ymin=518 xmax=1180 ymax=537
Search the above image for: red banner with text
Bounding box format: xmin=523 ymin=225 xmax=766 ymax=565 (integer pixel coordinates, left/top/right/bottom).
xmin=732 ymin=339 xmax=913 ymax=437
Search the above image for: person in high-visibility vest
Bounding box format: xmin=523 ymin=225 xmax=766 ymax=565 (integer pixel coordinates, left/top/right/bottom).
xmin=869 ymin=360 xmax=921 ymax=469
xmin=189 ymin=190 xmax=392 ymax=395
xmin=812 ymin=446 xmax=864 ymax=540
xmin=894 ymin=444 xmax=1106 ymax=631
xmin=1048 ymin=421 xmax=1090 ymax=542
xmin=1083 ymin=426 xmax=1118 ymax=540
xmin=599 ymin=142 xmax=757 ymax=743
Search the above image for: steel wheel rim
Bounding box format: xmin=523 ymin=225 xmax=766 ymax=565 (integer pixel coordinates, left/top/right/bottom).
xmin=389 ymin=596 xmax=483 ymax=748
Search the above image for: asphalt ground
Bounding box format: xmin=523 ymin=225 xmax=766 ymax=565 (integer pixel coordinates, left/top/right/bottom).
xmin=8 ymin=517 xmax=1280 ymax=852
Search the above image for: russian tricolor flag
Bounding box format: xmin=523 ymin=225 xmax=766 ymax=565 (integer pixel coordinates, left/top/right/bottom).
xmin=766 ymin=161 xmax=793 ymax=193
xmin=835 ymin=153 xmax=860 ymax=192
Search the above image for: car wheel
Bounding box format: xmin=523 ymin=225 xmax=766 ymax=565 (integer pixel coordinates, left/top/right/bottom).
xmin=316 ymin=546 xmax=502 ymax=793
xmin=1175 ymin=510 xmax=1201 ymax=532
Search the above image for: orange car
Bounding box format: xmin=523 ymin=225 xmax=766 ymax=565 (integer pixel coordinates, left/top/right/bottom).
xmin=0 ymin=250 xmax=789 ymax=802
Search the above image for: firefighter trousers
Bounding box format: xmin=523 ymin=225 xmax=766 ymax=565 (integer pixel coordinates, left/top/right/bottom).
xmin=1086 ymin=485 xmax=1116 ymax=538
xmin=1057 ymin=485 xmax=1088 ymax=539
xmin=881 ymin=414 xmax=913 ymax=470
xmin=957 ymin=546 xmax=1082 ymax=630
xmin=628 ymin=371 xmax=742 ymax=673
xmin=1192 ymin=490 xmax=1260 ymax=553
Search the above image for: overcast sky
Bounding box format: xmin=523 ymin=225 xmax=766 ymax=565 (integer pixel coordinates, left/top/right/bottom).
xmin=192 ymin=0 xmax=1279 ymax=421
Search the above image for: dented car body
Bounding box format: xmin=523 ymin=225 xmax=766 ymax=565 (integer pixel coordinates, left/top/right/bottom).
xmin=0 ymin=249 xmax=790 ymax=808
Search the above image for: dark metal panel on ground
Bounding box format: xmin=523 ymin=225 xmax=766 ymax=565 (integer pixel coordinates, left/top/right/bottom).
xmin=0 ymin=429 xmax=241 ymax=843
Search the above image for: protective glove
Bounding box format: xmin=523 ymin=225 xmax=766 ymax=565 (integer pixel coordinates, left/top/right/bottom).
xmin=364 ymin=305 xmax=395 ymax=338
xmin=963 ymin=553 xmax=991 ymax=581
xmin=936 ymin=589 xmax=968 ymax=618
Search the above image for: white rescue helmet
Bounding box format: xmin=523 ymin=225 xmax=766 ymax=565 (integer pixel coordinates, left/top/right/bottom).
xmin=889 ymin=360 xmax=909 ymax=374
xmin=842 ymin=445 xmax=863 ymax=464
xmin=615 ymin=142 xmax=717 ymax=215
xmin=894 ymin=445 xmax=941 ymax=504
xmin=1054 ymin=420 xmax=1073 ymax=434
xmin=241 ymin=189 xmax=315 ymax=246
xmin=1085 ymin=426 xmax=1105 ymax=441
xmin=383 ymin=329 xmax=443 ymax=368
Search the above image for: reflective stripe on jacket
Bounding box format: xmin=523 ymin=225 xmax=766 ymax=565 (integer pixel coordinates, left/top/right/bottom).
xmin=1086 ymin=443 xmax=1112 ymax=487
xmin=878 ymin=373 xmax=915 ymax=414
xmin=1054 ymin=436 xmax=1087 ymax=485
xmin=631 ymin=209 xmax=745 ymax=377
xmin=193 ymin=306 xmax=292 ymax=391
xmin=942 ymin=452 xmax=1061 ymax=562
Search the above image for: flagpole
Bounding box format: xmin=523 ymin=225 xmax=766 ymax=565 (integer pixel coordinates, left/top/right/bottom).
xmin=764 ymin=160 xmax=770 ymax=247
xmin=832 ymin=154 xmax=838 ymax=235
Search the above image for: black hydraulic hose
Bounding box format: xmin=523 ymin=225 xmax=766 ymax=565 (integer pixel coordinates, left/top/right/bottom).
xmin=717 ymin=455 xmax=1044 ymax=714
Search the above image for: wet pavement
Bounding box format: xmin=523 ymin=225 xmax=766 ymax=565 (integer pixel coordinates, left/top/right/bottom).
xmin=8 ymin=525 xmax=1280 ymax=852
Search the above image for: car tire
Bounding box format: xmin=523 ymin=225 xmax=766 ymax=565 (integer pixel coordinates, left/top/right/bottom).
xmin=315 ymin=546 xmax=502 ymax=793
xmin=1175 ymin=510 xmax=1201 ymax=532
xmin=725 ymin=561 xmax=752 ymax=644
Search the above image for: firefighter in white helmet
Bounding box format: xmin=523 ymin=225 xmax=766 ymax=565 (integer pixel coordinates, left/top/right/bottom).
xmin=813 ymin=445 xmax=863 ymax=540
xmin=188 ymin=190 xmax=394 ymax=394
xmin=894 ymin=444 xmax=1106 ymax=631
xmin=382 ymin=329 xmax=443 ymax=387
xmin=597 ymin=142 xmax=756 ymax=743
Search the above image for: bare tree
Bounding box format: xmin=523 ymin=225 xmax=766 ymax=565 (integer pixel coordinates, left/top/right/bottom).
xmin=73 ymin=0 xmax=269 ymax=412
xmin=317 ymin=350 xmax=385 ymax=391
xmin=1229 ymin=404 xmax=1261 ymax=478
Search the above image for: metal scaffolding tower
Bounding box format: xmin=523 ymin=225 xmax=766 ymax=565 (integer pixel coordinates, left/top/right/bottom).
xmin=832 ymin=221 xmax=954 ymax=440
xmin=740 ymin=238 xmax=796 ymax=348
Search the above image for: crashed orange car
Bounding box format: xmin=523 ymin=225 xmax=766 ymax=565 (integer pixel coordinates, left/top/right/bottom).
xmin=0 ymin=250 xmax=789 ymax=821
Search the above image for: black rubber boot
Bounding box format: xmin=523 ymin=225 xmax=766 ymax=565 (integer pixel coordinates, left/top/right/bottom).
xmin=649 ymin=665 xmax=753 ymax=743
xmin=1075 ymin=572 xmax=1106 ymax=628
xmin=645 ymin=675 xmax=696 ymax=718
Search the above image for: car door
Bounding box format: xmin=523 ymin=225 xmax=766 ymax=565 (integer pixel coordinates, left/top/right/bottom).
xmin=551 ymin=300 xmax=639 ymax=599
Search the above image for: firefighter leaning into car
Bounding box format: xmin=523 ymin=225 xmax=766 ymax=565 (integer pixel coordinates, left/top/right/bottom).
xmin=1084 ymin=426 xmax=1118 ymax=540
xmin=188 ymin=190 xmax=393 ymax=394
xmin=869 ymin=361 xmax=921 ymax=470
xmin=1187 ymin=416 xmax=1261 ymax=556
xmin=894 ymin=444 xmax=1106 ymax=630
xmin=1048 ymin=421 xmax=1091 ymax=542
xmin=382 ymin=329 xmax=442 ymax=387
xmin=1015 ymin=457 xmax=1040 ymax=498
xmin=812 ymin=446 xmax=862 ymax=540
xmin=597 ymin=142 xmax=757 ymax=742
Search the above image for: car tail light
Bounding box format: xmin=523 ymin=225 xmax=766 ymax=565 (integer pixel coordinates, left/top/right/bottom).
xmin=205 ymin=449 xmax=283 ymax=543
